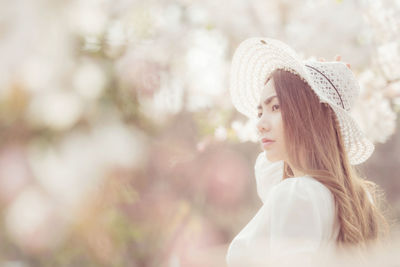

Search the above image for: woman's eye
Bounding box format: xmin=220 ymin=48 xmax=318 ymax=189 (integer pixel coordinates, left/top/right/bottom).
xmin=258 ymin=104 xmax=279 ymax=117
xmin=272 ymin=104 xmax=280 ymax=111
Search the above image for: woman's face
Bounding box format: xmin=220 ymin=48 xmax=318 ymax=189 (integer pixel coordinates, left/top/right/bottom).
xmin=256 ymin=78 xmax=287 ymax=162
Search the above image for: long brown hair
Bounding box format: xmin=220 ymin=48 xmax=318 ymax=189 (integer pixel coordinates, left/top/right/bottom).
xmin=269 ymin=69 xmax=391 ymax=252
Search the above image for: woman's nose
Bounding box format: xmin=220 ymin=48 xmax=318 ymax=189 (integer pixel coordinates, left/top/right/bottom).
xmin=257 ymin=116 xmax=271 ymax=133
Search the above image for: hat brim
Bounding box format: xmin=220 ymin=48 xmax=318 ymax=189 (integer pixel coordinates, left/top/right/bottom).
xmin=230 ymin=37 xmax=309 ymax=119
xmin=330 ymin=104 xmax=374 ymax=165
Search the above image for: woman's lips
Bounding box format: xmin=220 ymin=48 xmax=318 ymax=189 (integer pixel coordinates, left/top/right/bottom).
xmin=261 ymin=138 xmax=275 ymax=148
xmin=262 ymin=138 xmax=274 ymax=143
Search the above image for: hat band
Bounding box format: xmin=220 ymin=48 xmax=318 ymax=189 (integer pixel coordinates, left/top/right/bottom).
xmin=305 ymin=64 xmax=345 ymax=109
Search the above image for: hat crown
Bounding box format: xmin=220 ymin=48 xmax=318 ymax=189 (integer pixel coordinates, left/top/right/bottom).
xmin=303 ymin=61 xmax=360 ymax=112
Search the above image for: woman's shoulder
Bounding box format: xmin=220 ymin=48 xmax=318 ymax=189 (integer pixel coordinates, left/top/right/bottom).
xmin=269 ymin=175 xmax=334 ymax=204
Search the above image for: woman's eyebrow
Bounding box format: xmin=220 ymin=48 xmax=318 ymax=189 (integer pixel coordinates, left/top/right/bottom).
xmin=257 ymin=95 xmax=277 ymax=110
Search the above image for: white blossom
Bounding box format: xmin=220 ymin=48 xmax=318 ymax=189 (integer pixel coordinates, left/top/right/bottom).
xmin=231 ymin=119 xmax=259 ymax=143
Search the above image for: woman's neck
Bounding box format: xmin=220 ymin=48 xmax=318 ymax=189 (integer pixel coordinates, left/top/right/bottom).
xmin=287 ymin=162 xmax=308 ymax=178
xmin=292 ymin=169 xmax=307 ymax=178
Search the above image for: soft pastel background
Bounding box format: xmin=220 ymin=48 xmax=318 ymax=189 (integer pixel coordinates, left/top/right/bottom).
xmin=0 ymin=0 xmax=399 ymax=266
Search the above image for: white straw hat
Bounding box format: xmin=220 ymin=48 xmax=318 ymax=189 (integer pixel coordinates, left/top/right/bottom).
xmin=229 ymin=37 xmax=374 ymax=165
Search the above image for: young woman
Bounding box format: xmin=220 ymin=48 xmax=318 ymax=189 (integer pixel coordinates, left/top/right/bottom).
xmin=226 ymin=37 xmax=390 ymax=266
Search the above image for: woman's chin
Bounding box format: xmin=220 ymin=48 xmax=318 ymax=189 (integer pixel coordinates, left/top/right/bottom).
xmin=264 ymin=150 xmax=283 ymax=162
xmin=265 ymin=152 xmax=279 ymax=162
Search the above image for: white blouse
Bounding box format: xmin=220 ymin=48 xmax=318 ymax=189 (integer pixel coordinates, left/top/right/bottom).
xmin=226 ymin=152 xmax=340 ymax=266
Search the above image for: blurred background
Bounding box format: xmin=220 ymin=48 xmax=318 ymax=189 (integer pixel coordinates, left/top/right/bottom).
xmin=0 ymin=0 xmax=400 ymax=266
